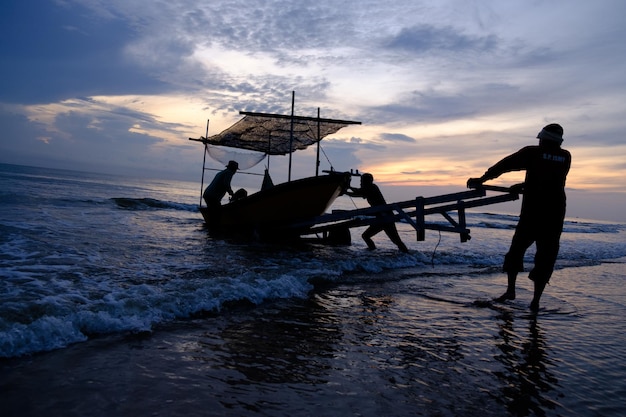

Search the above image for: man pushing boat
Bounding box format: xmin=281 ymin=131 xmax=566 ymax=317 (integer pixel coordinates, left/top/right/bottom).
xmin=347 ymin=173 xmax=409 ymax=253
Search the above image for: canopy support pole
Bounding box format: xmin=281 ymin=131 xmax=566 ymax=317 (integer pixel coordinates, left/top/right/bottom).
xmin=199 ymin=119 xmax=209 ymax=207
xmin=316 ymin=107 xmax=321 ymax=177
xmin=288 ymin=91 xmax=295 ymax=182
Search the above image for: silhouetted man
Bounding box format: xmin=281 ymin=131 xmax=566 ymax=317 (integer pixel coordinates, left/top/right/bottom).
xmin=347 ymin=173 xmax=409 ymax=253
xmin=468 ymin=124 xmax=571 ymax=311
xmin=203 ymin=160 xmax=238 ymax=233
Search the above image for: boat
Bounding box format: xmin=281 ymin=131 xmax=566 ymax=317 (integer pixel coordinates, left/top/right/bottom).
xmin=189 ymin=93 xmax=361 ymax=239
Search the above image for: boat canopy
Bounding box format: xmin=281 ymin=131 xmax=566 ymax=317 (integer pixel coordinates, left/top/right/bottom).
xmin=204 ymin=111 xmax=361 ymax=156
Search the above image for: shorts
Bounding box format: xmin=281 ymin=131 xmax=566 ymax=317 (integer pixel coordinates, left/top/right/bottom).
xmin=502 ymin=213 xmax=564 ymax=284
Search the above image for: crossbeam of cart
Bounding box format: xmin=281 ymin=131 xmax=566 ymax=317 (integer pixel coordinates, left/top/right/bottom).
xmin=289 ymin=185 xmax=520 ymax=243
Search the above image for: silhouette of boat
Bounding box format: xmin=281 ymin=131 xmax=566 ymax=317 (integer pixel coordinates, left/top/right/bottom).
xmin=190 ymin=93 xmax=360 ymax=239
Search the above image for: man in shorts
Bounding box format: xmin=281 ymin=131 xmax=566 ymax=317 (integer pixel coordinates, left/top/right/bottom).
xmin=467 ymin=124 xmax=571 ymax=311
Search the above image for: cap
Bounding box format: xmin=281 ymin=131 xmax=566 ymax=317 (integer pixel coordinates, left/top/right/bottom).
xmin=537 ymin=124 xmax=564 ymax=143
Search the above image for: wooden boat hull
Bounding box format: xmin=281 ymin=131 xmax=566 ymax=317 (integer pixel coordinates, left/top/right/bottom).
xmin=200 ymin=173 xmax=350 ymax=238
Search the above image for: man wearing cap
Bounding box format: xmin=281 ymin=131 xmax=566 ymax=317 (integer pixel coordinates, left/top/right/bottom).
xmin=467 ymin=124 xmax=571 ymax=311
xmin=203 ymin=160 xmax=238 ymax=233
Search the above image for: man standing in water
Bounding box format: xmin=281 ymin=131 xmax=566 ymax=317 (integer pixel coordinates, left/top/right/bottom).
xmin=203 ymin=160 xmax=238 ymax=233
xmin=347 ymin=173 xmax=409 ymax=253
xmin=467 ymin=124 xmax=571 ymax=311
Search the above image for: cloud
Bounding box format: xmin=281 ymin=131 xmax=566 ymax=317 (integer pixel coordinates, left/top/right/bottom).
xmin=386 ymin=24 xmax=497 ymax=55
xmin=379 ymin=133 xmax=416 ymax=143
xmin=1 ymin=0 xmax=626 ymax=220
xmin=0 ymin=96 xmax=196 ymax=176
xmin=0 ymin=1 xmax=172 ymax=104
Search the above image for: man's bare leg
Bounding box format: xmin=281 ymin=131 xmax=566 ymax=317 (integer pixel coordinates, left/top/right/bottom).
xmin=362 ymin=232 xmax=376 ymax=250
xmin=495 ymin=271 xmax=517 ymax=302
xmin=530 ymin=280 xmax=547 ymax=312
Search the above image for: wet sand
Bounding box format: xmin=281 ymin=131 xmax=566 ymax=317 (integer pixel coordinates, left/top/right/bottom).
xmin=2 ymin=262 xmax=625 ymax=417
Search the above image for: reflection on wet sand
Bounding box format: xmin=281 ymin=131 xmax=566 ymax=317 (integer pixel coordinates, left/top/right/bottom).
xmin=210 ymin=298 xmax=342 ymax=385
xmin=495 ymin=312 xmax=561 ymax=416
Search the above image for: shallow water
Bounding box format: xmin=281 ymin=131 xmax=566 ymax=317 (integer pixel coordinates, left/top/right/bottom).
xmin=1 ymin=164 xmax=625 ymax=416
xmin=3 ymin=261 xmax=625 ymax=417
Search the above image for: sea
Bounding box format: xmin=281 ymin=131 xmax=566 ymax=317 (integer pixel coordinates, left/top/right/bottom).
xmin=1 ymin=162 xmax=625 ymax=417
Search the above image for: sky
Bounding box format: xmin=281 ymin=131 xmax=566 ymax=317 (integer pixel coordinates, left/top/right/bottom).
xmin=1 ymin=0 xmax=625 ymax=221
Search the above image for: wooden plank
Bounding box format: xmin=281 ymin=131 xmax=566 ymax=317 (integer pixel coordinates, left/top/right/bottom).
xmin=292 ymin=188 xmax=520 ymax=240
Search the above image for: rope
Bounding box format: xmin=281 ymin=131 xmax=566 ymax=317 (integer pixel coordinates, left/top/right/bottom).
xmin=347 ymin=194 xmax=359 ymax=209
xmin=319 ymin=144 xmax=333 ymax=168
xmin=203 ymin=167 xmax=264 ymax=176
xmin=431 ymin=230 xmax=442 ymax=268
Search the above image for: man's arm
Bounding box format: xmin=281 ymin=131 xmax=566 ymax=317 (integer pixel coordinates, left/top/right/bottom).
xmin=223 ymin=170 xmax=235 ymax=196
xmin=345 ymin=187 xmax=363 ymax=198
xmin=468 ymin=147 xmax=531 ymax=188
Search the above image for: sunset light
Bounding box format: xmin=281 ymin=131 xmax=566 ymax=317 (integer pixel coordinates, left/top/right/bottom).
xmin=2 ymin=1 xmax=625 ymax=220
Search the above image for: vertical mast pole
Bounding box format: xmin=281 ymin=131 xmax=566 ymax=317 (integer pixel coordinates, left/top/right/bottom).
xmin=267 ymin=131 xmax=272 ymax=172
xmin=316 ymin=107 xmax=321 ymax=177
xmin=288 ymin=91 xmax=295 ymax=182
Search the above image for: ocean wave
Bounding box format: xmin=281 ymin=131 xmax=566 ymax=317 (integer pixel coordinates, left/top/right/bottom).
xmin=563 ymin=220 xmax=624 ymax=234
xmin=473 ymin=221 xmax=517 ymax=230
xmin=2 ymin=230 xmax=624 ymax=359
xmin=112 ymin=197 xmax=198 ymax=212
xmin=467 ymin=212 xmax=625 ymax=234
xmin=0 ymin=239 xmax=440 ymax=358
xmin=0 ymin=268 xmax=317 ymax=358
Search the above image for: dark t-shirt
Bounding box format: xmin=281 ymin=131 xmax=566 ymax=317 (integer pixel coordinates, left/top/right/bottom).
xmin=203 ymin=168 xmax=235 ymax=202
xmin=350 ymin=183 xmax=386 ymax=207
xmin=484 ymin=144 xmax=571 ymax=220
